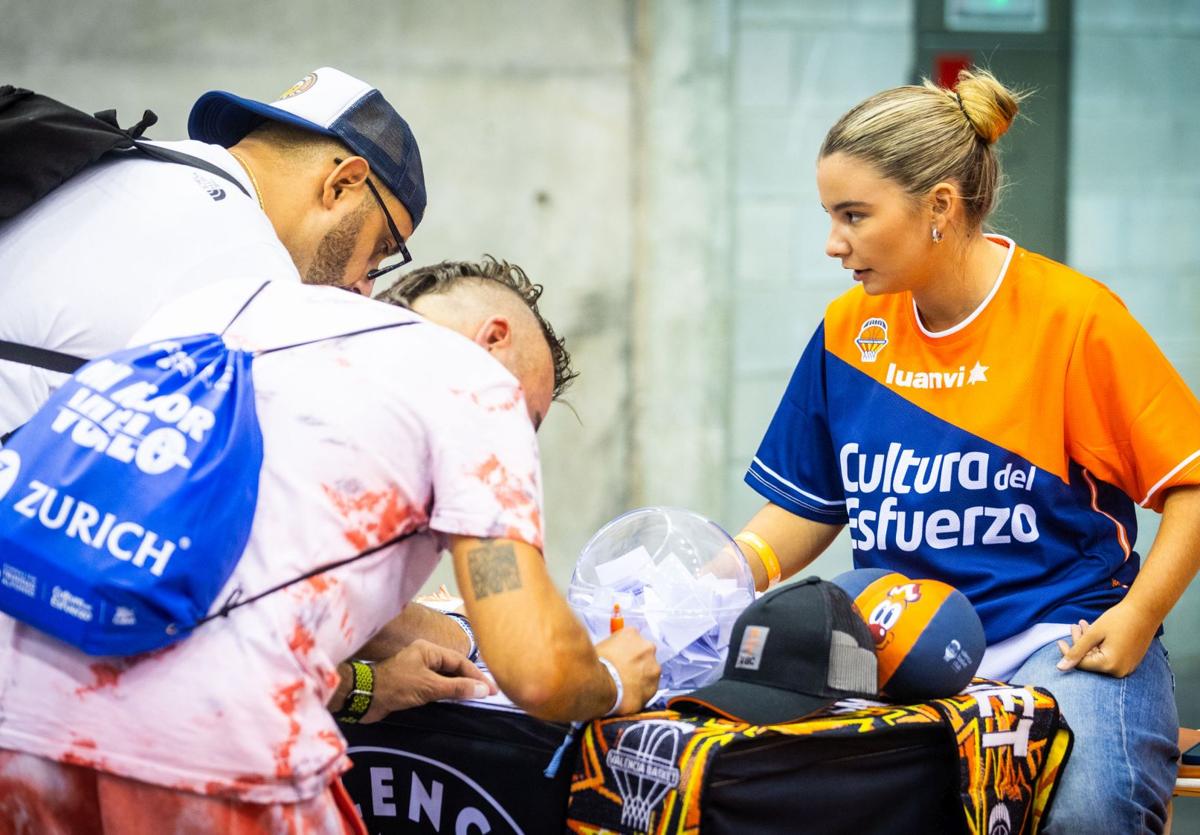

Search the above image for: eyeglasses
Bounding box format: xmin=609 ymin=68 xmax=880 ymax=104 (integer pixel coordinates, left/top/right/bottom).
xmin=334 ymin=158 xmax=413 ymax=281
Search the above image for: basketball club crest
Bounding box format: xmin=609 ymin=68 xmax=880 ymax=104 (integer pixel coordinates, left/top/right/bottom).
xmin=855 ymin=318 xmax=888 ymax=362
xmin=606 ymin=719 xmax=693 ymax=830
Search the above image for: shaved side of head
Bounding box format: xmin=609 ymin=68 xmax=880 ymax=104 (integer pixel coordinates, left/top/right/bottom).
xmin=403 ymin=277 xmax=555 ymax=428
xmin=378 ymin=256 xmax=576 ymax=403
xmin=408 ymin=277 xmax=539 ymax=339
xmin=238 ymin=120 xmax=350 ymax=164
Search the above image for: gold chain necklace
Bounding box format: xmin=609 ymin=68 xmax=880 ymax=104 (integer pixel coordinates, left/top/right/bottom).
xmin=227 ymin=149 xmax=265 ymax=211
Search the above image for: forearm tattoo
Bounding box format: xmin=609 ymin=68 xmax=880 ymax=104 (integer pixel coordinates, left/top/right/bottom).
xmin=467 ymin=542 xmax=522 ymax=599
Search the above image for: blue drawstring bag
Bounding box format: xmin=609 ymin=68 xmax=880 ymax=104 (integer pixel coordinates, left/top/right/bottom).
xmin=0 ymin=282 xmax=416 ymax=655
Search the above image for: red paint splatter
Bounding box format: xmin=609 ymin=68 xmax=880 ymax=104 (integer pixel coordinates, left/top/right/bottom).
xmin=72 ymin=737 xmax=98 ymax=749
xmin=471 ymin=455 xmax=531 ymax=510
xmin=337 ymin=609 xmax=355 ymax=644
xmin=273 ymin=680 xmax=305 ymax=715
xmin=203 ymin=774 xmax=269 ymax=798
xmin=274 ymin=725 xmax=301 ymax=780
xmin=272 ymin=680 xmax=306 ymax=779
xmin=317 ymin=729 xmax=343 ymax=751
xmin=288 ymin=623 xmax=316 ymax=657
xmin=322 ymin=481 xmax=426 ymax=551
xmin=75 ymin=662 xmax=123 ymax=697
xmin=376 ymin=492 xmax=411 ymax=541
xmin=476 ymin=387 xmax=523 ymax=413
xmin=0 ymin=751 xmax=102 ymax=824
xmin=59 ymin=750 xmax=96 ymax=768
xmin=308 ymin=575 xmax=335 ymax=594
xmin=470 ymin=456 xmax=544 ymax=548
xmin=451 ymin=385 xmax=524 ymax=413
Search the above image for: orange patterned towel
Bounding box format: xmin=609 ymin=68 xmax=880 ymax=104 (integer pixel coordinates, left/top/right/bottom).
xmin=567 ymin=679 xmax=1071 ymax=835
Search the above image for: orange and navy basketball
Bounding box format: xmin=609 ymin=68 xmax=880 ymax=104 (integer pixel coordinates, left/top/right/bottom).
xmin=831 ymin=568 xmax=984 ymax=701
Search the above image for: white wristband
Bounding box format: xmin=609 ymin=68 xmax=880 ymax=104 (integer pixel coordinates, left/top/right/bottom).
xmin=444 ymin=612 xmax=479 ymax=663
xmin=598 ymin=657 xmax=624 ymax=716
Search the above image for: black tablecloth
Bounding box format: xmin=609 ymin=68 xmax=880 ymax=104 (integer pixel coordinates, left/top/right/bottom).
xmin=341 ymin=702 xmax=576 ymax=835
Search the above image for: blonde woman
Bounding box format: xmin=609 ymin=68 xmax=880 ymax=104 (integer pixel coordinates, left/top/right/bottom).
xmin=734 ymin=69 xmax=1200 ymax=833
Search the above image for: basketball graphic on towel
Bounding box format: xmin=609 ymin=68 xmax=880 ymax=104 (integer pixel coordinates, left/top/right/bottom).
xmin=831 ymin=569 xmax=984 ymax=700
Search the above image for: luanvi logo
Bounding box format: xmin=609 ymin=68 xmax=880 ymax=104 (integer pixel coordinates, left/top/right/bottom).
xmin=884 ymin=361 xmax=989 ymax=389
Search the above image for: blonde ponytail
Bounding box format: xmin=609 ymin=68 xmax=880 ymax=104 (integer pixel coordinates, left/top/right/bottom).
xmin=819 ymin=67 xmax=1027 ymax=229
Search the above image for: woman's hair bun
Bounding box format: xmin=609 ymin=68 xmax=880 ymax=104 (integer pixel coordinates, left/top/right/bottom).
xmin=952 ymin=68 xmax=1024 ymax=145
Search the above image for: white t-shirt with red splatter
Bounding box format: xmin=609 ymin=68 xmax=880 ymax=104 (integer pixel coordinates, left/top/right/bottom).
xmin=0 ymin=279 xmax=545 ymax=803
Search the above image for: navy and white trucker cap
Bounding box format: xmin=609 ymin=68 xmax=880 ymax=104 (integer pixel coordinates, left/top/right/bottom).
xmin=188 ymin=67 xmax=426 ymax=229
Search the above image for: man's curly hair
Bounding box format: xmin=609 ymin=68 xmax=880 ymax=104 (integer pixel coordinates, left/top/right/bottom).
xmin=378 ymin=256 xmax=578 ymax=399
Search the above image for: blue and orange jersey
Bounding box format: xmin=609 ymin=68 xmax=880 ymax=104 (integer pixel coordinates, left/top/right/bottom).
xmin=747 ymin=237 xmax=1200 ymax=646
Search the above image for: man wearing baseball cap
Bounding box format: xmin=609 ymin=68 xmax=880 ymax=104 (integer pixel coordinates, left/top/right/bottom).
xmin=188 ymin=66 xmax=426 ymax=296
xmin=0 ymin=67 xmax=425 ymax=440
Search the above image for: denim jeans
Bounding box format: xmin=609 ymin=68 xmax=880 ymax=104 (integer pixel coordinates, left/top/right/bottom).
xmin=1010 ymin=638 xmax=1179 ymax=834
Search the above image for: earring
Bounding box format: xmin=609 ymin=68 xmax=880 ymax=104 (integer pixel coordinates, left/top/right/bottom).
xmin=931 ymin=225 xmax=943 ymax=244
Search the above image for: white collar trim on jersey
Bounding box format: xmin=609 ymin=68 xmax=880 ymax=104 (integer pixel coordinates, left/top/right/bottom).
xmin=913 ymin=234 xmax=1016 ymax=339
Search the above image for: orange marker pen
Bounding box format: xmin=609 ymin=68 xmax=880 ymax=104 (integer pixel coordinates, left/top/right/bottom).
xmin=609 ymin=602 xmax=624 ymax=633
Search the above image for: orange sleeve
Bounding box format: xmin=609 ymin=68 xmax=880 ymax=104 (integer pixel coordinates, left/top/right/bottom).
xmin=1064 ymin=287 xmax=1200 ymax=511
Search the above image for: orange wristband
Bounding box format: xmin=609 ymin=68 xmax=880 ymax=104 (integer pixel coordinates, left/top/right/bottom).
xmin=735 ymin=531 xmax=782 ymax=589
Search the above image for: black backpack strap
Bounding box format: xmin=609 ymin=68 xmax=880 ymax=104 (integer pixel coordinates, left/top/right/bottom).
xmin=0 ymin=341 xmax=87 ymax=444
xmin=131 ymin=140 xmax=251 ymax=199
xmin=255 ymin=321 xmax=420 ymax=356
xmin=94 ymin=107 xmax=156 ymax=139
xmin=96 ymin=103 xmax=250 ymax=199
xmin=184 ymin=527 xmax=424 ymax=633
xmin=0 ymin=144 xmax=251 ymax=377
xmin=1 ymin=88 xmax=251 ymax=219
xmin=221 ymin=280 xmax=421 ymax=353
xmin=0 ymin=339 xmax=86 ymax=374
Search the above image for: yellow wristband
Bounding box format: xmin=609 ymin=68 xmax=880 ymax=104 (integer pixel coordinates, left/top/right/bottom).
xmin=335 ymin=659 xmax=375 ymax=724
xmin=735 ymin=531 xmax=782 ymax=588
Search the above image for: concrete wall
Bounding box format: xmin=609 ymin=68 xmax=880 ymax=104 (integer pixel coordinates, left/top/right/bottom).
xmin=724 ymin=0 xmax=915 ymax=582
xmin=0 ymin=0 xmax=639 ymax=591
xmin=1068 ymin=7 xmax=1200 ymax=828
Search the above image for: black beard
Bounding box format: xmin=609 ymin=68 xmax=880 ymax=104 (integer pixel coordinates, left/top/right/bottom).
xmin=303 ymin=201 xmax=370 ymax=287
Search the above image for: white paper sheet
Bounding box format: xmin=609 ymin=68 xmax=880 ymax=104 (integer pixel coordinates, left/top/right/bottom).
xmin=593 ymin=545 xmax=654 ymax=589
xmin=577 ymin=544 xmax=754 ymax=691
